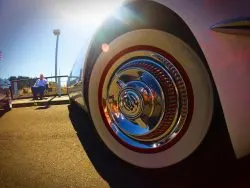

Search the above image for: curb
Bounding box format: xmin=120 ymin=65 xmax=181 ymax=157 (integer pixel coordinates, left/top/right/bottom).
xmin=12 ymin=97 xmax=69 ymax=108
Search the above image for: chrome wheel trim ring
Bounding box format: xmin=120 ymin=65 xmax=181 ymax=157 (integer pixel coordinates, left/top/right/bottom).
xmin=100 ymin=48 xmax=193 ymax=152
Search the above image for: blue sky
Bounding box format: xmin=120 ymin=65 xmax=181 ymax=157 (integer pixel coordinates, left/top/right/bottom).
xmin=0 ymin=0 xmax=121 ymax=79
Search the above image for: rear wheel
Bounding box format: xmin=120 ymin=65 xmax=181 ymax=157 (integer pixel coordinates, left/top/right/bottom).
xmin=88 ymin=29 xmax=213 ymax=168
xmin=4 ymin=99 xmax=12 ymax=111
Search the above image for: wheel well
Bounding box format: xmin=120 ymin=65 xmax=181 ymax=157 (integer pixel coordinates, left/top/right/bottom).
xmin=84 ymin=0 xmax=212 ymax=108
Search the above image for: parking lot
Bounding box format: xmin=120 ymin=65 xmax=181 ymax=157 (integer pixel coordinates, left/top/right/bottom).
xmin=0 ymin=103 xmax=250 ymax=187
xmin=0 ymin=105 xmax=108 ymax=187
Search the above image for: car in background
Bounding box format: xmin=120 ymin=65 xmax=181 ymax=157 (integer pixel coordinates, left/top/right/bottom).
xmin=0 ymin=78 xmax=12 ymax=111
xmin=68 ymin=0 xmax=250 ymax=169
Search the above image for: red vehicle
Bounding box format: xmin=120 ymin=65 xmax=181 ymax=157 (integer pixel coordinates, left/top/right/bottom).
xmin=0 ymin=79 xmax=12 ymax=111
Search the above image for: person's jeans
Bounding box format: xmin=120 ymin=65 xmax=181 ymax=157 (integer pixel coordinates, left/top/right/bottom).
xmin=31 ymin=86 xmax=45 ymax=99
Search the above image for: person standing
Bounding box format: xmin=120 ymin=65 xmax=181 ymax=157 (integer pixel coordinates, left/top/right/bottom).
xmin=31 ymin=74 xmax=47 ymax=100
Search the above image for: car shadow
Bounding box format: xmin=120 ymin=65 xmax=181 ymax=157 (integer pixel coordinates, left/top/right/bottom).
xmin=68 ymin=101 xmax=250 ymax=188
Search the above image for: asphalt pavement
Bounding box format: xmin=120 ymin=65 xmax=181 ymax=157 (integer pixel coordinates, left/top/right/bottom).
xmin=0 ymin=103 xmax=250 ymax=188
xmin=0 ymin=105 xmax=108 ymax=188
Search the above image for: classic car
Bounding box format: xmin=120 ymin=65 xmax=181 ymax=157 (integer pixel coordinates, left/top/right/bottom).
xmin=0 ymin=79 xmax=12 ymax=111
xmin=68 ymin=0 xmax=250 ymax=168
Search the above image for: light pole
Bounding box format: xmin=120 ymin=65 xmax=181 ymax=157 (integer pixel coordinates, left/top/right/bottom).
xmin=53 ymin=29 xmax=60 ymax=84
xmin=0 ymin=51 xmax=3 ymax=72
xmin=53 ymin=29 xmax=60 ymax=96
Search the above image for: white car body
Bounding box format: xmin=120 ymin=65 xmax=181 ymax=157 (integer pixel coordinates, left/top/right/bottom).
xmin=68 ymin=0 xmax=250 ymax=163
xmin=154 ymin=0 xmax=250 ymax=159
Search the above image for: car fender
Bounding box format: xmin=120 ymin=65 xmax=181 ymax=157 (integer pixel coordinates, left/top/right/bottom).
xmin=153 ymin=0 xmax=250 ymax=158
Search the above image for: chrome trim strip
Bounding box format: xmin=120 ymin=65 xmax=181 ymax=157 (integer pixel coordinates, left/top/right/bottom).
xmin=211 ymin=17 xmax=250 ymax=35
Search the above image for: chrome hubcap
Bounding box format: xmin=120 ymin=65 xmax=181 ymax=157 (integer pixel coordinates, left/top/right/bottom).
xmin=118 ymin=88 xmax=143 ymax=119
xmin=101 ymin=50 xmax=192 ymax=151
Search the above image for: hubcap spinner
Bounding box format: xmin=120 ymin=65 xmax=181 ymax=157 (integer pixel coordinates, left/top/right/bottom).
xmin=118 ymin=88 xmax=143 ymax=119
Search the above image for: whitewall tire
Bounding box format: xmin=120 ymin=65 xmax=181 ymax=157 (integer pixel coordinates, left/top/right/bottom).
xmin=88 ymin=29 xmax=213 ymax=168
